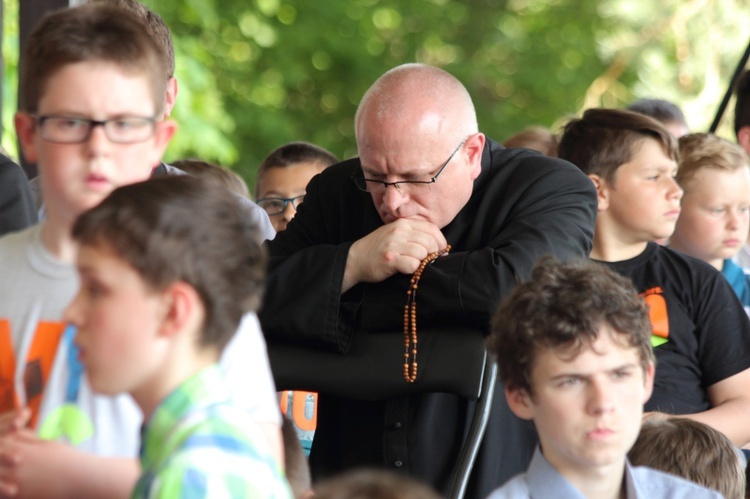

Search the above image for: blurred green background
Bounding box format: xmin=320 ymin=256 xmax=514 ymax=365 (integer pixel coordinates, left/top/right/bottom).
xmin=3 ymin=0 xmax=748 ymax=190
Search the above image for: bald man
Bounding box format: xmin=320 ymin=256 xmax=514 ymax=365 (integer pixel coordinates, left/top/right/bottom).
xmin=260 ymin=64 xmax=597 ymax=496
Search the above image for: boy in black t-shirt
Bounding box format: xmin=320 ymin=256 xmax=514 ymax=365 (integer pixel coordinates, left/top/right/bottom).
xmin=558 ymin=108 xmax=750 ymax=448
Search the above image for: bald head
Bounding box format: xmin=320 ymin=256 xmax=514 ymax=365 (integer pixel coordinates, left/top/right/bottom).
xmin=355 ymin=64 xmax=478 ymax=151
xmin=353 ymin=64 xmax=485 ymax=229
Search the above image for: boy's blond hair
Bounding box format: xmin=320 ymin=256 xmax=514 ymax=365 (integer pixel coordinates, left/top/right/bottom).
xmin=629 ymin=417 xmax=746 ymax=499
xmin=676 ymin=133 xmax=750 ymax=191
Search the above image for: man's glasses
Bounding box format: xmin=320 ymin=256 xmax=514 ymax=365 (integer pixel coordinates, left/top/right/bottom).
xmin=352 ymin=139 xmax=467 ymax=194
xmin=33 ymin=115 xmax=158 ymax=144
xmin=257 ymin=195 xmax=305 ymax=216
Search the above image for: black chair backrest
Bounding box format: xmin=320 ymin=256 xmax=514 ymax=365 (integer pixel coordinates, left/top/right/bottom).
xmin=267 ymin=328 xmax=496 ymax=499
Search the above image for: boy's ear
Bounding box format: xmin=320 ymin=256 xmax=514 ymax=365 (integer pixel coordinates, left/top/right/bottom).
xmin=15 ymin=112 xmax=38 ymax=164
xmin=148 ymin=119 xmax=178 ymax=169
xmin=505 ymin=385 xmax=535 ymax=421
xmin=642 ymin=361 xmax=655 ymax=405
xmin=164 ymin=77 xmax=178 ymax=118
xmin=588 ymin=173 xmax=609 ymax=212
xmin=738 ymin=126 xmax=750 ymax=157
xmin=157 ymin=281 xmax=204 ymax=340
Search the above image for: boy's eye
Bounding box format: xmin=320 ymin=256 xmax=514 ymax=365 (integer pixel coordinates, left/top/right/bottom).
xmin=611 ymin=370 xmax=631 ymax=380
xmin=83 ymin=281 xmax=105 ymax=299
xmin=111 ymin=118 xmax=144 ymax=131
xmin=260 ymin=199 xmax=284 ymax=211
xmin=558 ymin=377 xmax=580 ymax=387
xmin=52 ymin=118 xmax=86 ymax=130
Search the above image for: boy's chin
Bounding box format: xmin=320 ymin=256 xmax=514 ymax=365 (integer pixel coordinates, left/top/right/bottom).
xmin=86 ymin=374 xmax=124 ymax=397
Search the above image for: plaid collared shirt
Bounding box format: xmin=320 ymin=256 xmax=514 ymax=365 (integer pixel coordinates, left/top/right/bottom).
xmin=131 ymin=365 xmax=291 ymax=498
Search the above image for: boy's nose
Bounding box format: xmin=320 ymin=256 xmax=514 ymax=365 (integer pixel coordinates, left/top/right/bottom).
xmin=84 ymin=123 xmax=113 ymax=154
xmin=667 ymin=177 xmax=683 ymax=201
xmin=587 ymin=380 xmax=615 ymax=415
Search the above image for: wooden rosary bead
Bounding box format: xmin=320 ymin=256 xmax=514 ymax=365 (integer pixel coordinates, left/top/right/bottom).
xmin=402 ymin=244 xmax=451 ymax=382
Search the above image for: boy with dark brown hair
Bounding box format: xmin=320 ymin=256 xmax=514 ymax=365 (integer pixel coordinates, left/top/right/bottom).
xmin=486 ymin=257 xmax=720 ymax=498
xmin=0 ymin=3 xmax=280 ymax=496
xmin=558 ymin=108 xmax=750 ymax=448
xmin=64 ymin=176 xmax=290 ymax=497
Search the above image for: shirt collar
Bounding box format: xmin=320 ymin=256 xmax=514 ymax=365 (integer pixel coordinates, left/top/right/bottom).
xmin=527 ymin=447 xmax=636 ymax=499
xmin=138 ymin=364 xmax=226 ymax=470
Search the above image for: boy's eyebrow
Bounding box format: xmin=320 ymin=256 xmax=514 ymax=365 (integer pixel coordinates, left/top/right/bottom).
xmin=547 ymin=362 xmax=638 ymax=380
xmin=35 ymin=110 xmax=156 ymax=119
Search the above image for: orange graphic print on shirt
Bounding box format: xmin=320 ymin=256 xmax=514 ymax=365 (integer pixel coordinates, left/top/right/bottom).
xmin=640 ymin=287 xmax=669 ymax=347
xmin=0 ymin=319 xmax=66 ymax=428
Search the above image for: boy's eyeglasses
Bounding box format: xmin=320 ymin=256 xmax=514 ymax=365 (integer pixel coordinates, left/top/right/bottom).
xmin=257 ymin=195 xmax=305 ymax=216
xmin=351 ymin=138 xmax=466 ymax=194
xmin=33 ymin=115 xmax=158 ymax=144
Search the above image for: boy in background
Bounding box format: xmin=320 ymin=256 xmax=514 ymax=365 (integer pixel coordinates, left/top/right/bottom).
xmin=173 ymin=158 xmax=251 ymax=200
xmin=486 ymin=257 xmax=720 ymax=498
xmin=256 ymin=141 xmax=338 ymax=233
xmin=627 ymin=98 xmax=690 ymax=138
xmin=256 ymin=141 xmax=338 ymax=454
xmin=65 ymin=176 xmax=290 ymax=497
xmin=557 ymin=108 xmax=750 ymax=448
xmin=669 ymin=133 xmax=750 ymax=309
xmin=0 ymin=4 xmax=280 ymax=496
xmin=629 ymin=417 xmax=746 ymax=499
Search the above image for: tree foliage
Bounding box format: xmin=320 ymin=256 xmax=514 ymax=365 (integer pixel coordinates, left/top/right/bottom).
xmin=4 ymin=0 xmax=749 ymax=188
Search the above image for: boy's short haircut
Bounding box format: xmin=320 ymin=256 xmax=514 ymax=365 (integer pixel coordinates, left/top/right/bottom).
xmin=557 ymin=108 xmax=678 ymax=183
xmin=627 ymin=98 xmax=688 ymax=128
xmin=258 ymin=141 xmax=338 ymax=171
xmin=676 ymin=133 xmax=750 ymax=190
xmin=313 ymin=468 xmax=441 ymax=499
xmin=503 ymin=126 xmax=559 ymax=157
xmin=21 ymin=3 xmax=166 ymax=114
xmin=734 ymin=70 xmax=750 ymax=137
xmin=173 ymin=158 xmax=251 ymax=200
xmin=87 ymin=0 xmax=175 ymax=79
xmin=628 ymin=417 xmax=745 ymax=499
xmin=281 ymin=417 xmax=312 ymax=499
xmin=487 ymin=257 xmax=654 ymax=395
xmin=71 ymin=176 xmax=265 ymax=351
xmin=256 ymin=141 xmax=338 ymax=198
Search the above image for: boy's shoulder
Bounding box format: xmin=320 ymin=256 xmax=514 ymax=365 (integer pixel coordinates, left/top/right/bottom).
xmin=602 ymin=242 xmax=725 ymax=283
xmin=0 ymin=223 xmax=75 ymax=284
xmin=630 ymin=465 xmax=722 ymax=498
xmin=140 ymin=369 xmax=289 ymax=498
xmin=0 ymin=223 xmax=38 ymax=253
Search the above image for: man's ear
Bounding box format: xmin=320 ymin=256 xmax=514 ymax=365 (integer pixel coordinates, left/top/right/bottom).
xmin=15 ymin=112 xmax=38 ymax=164
xmin=157 ymin=281 xmax=203 ymax=339
xmin=588 ymin=173 xmax=609 ymax=212
xmin=505 ymin=385 xmax=534 ymax=421
xmin=466 ymin=132 xmax=486 ymax=180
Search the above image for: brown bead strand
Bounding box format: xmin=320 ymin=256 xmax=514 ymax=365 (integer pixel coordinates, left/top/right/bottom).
xmin=403 ymin=245 xmax=451 ymax=383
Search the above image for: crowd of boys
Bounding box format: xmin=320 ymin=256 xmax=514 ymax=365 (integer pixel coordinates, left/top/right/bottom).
xmin=1 ymin=1 xmax=750 ymax=498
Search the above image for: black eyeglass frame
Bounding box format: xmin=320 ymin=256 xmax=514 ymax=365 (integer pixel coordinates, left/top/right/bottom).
xmin=32 ymin=114 xmax=159 ymax=144
xmin=352 ymin=138 xmax=467 ymax=193
xmin=257 ymin=195 xmax=305 ymax=216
